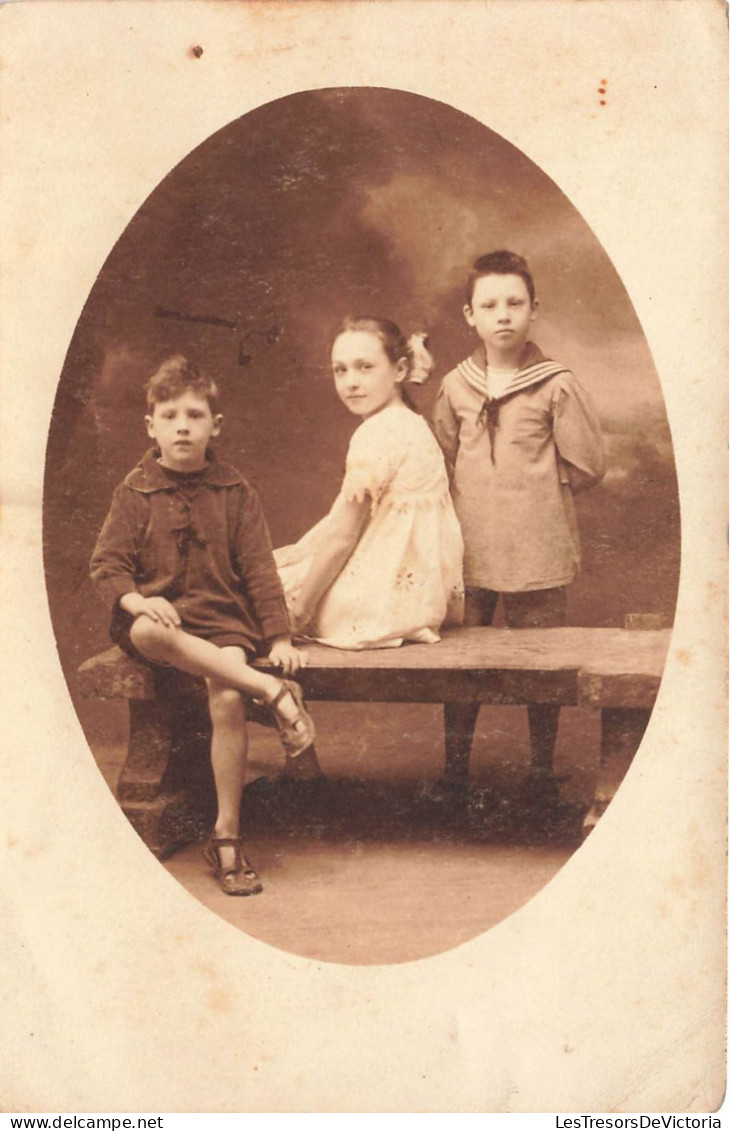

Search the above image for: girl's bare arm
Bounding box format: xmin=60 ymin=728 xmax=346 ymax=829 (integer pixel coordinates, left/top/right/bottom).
xmin=291 ymin=495 xmax=370 ymax=629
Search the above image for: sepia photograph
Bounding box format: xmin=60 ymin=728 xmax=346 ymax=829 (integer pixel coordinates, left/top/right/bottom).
xmin=45 ymin=86 xmax=679 ymax=964
xmin=1 ymin=0 xmax=726 ymax=1114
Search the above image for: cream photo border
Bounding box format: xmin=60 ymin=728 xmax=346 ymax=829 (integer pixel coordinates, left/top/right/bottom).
xmin=0 ymin=0 xmax=727 ymax=1114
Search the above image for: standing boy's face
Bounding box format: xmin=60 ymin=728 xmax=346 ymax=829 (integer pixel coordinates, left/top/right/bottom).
xmin=464 ymin=273 xmax=538 ymax=361
xmin=145 ymin=389 xmax=222 ymax=472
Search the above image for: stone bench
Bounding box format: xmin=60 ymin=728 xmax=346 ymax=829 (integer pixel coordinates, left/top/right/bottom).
xmin=77 ymin=625 xmax=671 ymax=857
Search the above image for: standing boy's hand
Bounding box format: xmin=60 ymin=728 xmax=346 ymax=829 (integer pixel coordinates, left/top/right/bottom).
xmin=267 ymin=636 xmax=306 ymax=675
xmin=119 ymin=592 xmax=181 ymax=628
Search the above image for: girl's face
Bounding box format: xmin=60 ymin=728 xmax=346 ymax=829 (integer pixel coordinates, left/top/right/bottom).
xmin=331 ymin=330 xmax=408 ymax=419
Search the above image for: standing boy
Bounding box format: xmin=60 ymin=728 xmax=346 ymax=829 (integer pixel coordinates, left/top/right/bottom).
xmin=433 ymin=250 xmax=605 ymax=801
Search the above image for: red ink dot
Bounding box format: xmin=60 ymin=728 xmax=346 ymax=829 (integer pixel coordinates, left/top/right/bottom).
xmin=598 ymin=88 xmax=606 ymax=94
xmin=600 ymin=101 xmax=606 ymax=106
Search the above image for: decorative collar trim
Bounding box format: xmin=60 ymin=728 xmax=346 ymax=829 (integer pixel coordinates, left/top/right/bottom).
xmin=457 ymin=341 xmax=570 ymax=402
xmin=124 ymin=448 xmax=245 ymax=494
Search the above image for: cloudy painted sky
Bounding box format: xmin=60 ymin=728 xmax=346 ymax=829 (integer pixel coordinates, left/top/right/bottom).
xmin=45 ymin=87 xmax=679 ymax=677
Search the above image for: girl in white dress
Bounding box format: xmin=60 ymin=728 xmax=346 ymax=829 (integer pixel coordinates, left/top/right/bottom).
xmin=275 ymin=317 xmax=464 ymax=650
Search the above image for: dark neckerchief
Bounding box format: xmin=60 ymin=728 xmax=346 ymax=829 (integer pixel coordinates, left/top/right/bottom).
xmin=456 ymin=342 xmax=570 ymax=464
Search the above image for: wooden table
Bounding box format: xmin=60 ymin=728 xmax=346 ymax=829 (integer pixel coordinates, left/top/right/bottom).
xmin=78 ymin=627 xmax=671 ymax=856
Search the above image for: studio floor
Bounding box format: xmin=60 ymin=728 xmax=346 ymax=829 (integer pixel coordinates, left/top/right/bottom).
xmin=90 ymin=700 xmax=600 ymax=965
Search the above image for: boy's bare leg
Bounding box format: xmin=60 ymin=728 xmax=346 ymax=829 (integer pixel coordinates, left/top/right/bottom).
xmin=206 ymin=673 xmax=248 ymax=869
xmin=130 ymin=618 xmax=305 ymax=729
xmin=443 ymin=588 xmax=499 ymax=784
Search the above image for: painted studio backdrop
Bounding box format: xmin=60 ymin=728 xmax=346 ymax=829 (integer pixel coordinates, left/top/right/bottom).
xmin=42 ymin=88 xmax=679 ymax=957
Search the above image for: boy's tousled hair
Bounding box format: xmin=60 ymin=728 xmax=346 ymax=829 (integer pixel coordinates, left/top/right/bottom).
xmin=466 ymin=250 xmax=536 ymax=305
xmin=145 ymin=354 xmax=219 ymax=412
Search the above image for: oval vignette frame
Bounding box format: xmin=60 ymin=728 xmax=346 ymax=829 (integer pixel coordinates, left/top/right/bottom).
xmin=43 ymin=88 xmax=679 ymax=966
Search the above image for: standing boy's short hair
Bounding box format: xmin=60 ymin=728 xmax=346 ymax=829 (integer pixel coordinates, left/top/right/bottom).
xmin=145 ymin=354 xmax=220 ymax=413
xmin=466 ymin=250 xmax=536 ymax=306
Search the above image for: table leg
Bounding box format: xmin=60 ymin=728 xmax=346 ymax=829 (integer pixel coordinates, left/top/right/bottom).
xmin=582 ymin=707 xmax=650 ymax=837
xmin=116 ymin=697 xmax=208 ymax=859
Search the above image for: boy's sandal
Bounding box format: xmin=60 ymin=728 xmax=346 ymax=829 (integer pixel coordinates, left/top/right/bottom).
xmin=204 ymin=836 xmax=263 ymax=897
xmin=268 ymin=679 xmax=316 ymax=759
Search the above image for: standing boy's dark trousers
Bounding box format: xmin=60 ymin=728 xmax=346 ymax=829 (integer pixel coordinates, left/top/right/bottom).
xmin=444 ymin=586 xmax=567 ymax=789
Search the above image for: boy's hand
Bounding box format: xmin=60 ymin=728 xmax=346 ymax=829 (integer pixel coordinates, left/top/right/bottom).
xmin=119 ymin=592 xmax=181 ymax=628
xmin=267 ymin=637 xmax=307 ymax=675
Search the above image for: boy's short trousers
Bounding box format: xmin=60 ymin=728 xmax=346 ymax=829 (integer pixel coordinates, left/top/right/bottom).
xmin=110 ymin=606 xmax=258 ymax=663
xmin=463 ymin=586 xmax=567 ymax=630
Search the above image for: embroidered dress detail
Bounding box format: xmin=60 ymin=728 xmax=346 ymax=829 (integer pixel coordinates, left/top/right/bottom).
xmin=275 ymin=402 xmax=464 ymax=650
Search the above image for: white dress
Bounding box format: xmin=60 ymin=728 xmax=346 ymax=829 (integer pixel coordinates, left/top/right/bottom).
xmin=275 ymin=402 xmax=464 ymax=650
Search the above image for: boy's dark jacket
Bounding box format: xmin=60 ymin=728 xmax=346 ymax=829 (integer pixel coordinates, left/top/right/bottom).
xmin=90 ymin=447 xmax=290 ymax=651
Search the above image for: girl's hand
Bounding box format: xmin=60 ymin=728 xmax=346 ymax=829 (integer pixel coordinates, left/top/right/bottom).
xmin=120 ymin=592 xmax=181 ymax=628
xmin=268 ymin=637 xmax=307 ymax=675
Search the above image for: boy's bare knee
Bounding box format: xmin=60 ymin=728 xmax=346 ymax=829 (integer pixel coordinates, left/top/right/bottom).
xmin=130 ymin=616 xmax=174 ymax=661
xmin=206 ymin=683 xmax=245 ymax=725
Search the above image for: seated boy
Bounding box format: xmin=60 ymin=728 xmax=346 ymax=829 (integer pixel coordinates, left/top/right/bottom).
xmin=90 ymin=355 xmax=321 ymax=895
xmin=433 ymin=250 xmax=606 ymax=803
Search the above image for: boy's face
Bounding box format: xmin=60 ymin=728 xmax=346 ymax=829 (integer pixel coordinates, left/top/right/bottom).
xmin=464 ymin=273 xmax=538 ymax=361
xmin=145 ymin=389 xmax=222 ymax=472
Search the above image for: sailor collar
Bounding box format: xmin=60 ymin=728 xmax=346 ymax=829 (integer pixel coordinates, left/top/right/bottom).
xmin=457 ymin=341 xmax=570 ymax=403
